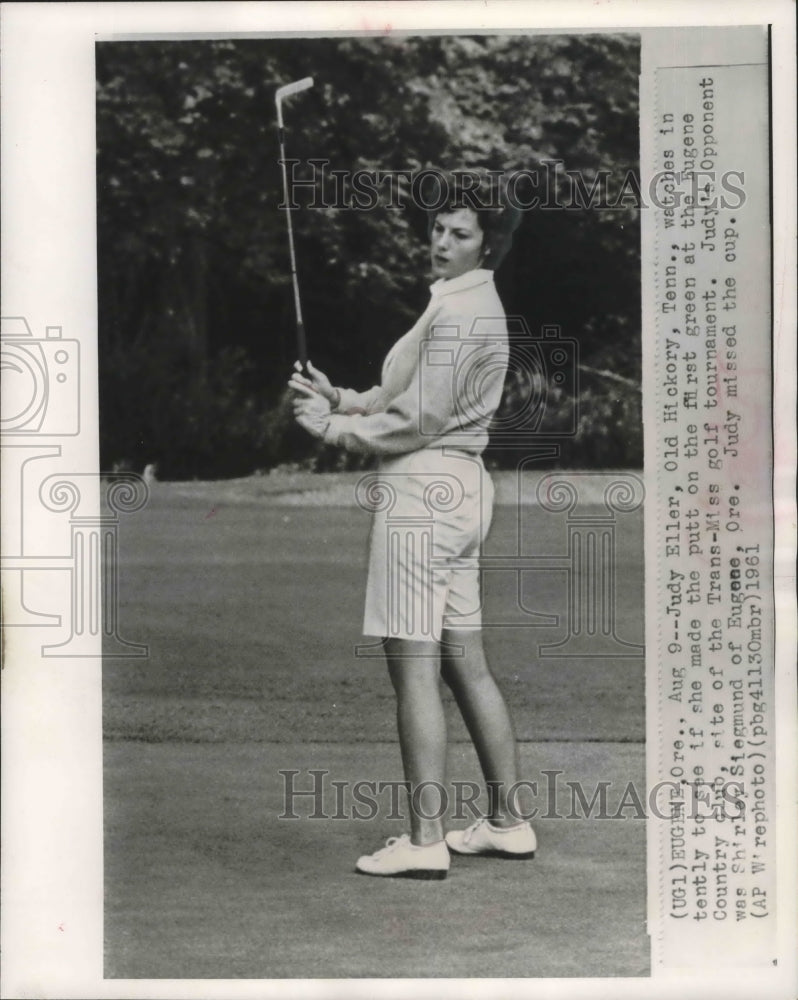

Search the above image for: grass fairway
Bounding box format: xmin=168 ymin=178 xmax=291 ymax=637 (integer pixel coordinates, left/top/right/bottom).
xmin=104 ymin=474 xmax=647 ymax=979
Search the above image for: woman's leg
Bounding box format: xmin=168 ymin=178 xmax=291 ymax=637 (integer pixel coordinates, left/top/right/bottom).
xmin=440 ymin=627 xmax=530 ymax=826
xmin=384 ymin=636 xmax=447 ymax=846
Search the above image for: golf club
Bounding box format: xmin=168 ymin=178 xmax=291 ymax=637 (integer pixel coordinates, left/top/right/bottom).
xmin=275 ymin=77 xmax=314 ymax=368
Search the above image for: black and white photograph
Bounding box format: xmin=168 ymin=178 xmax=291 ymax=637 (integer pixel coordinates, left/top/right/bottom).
xmin=96 ymin=29 xmax=645 ymax=979
xmin=1 ymin=3 xmax=795 ymax=998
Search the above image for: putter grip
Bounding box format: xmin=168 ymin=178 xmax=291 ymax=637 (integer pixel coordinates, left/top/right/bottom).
xmin=296 ymin=318 xmax=308 ymax=369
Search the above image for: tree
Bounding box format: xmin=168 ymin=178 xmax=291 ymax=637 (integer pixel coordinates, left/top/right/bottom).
xmin=96 ymin=33 xmax=641 ymax=477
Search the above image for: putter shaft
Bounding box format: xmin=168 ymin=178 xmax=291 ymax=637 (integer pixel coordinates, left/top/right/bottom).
xmin=275 ymin=77 xmax=314 ymax=366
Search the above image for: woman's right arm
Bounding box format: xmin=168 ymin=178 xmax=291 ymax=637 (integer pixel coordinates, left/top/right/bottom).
xmin=333 ymin=384 xmax=382 ymax=415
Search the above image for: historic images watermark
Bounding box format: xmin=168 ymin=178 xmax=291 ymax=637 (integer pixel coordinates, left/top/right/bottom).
xmin=278 ymin=161 xmax=746 ymax=212
xmin=0 ymin=315 xmax=149 ymax=657
xmin=277 ymin=768 xmax=745 ymax=823
xmin=414 ymin=317 xmax=579 ymax=445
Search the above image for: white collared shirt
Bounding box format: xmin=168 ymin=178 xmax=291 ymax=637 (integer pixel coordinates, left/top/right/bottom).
xmin=325 ymin=268 xmax=508 ymax=456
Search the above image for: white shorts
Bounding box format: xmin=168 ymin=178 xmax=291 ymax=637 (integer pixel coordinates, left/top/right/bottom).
xmin=360 ymin=448 xmax=494 ymax=641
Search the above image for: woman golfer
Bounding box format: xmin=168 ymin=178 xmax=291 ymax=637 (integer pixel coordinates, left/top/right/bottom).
xmin=289 ymin=178 xmax=535 ymax=879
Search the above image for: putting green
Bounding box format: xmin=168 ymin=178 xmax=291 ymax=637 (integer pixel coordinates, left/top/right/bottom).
xmin=104 ymin=476 xmax=648 ymax=978
xmin=104 ymin=741 xmax=648 ymax=979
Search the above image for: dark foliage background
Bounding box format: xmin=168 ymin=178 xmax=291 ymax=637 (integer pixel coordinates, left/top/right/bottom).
xmin=96 ymin=34 xmax=641 ymax=479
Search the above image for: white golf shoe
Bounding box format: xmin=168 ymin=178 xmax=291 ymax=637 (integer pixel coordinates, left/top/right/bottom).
xmin=445 ymin=817 xmax=537 ymax=859
xmin=355 ymin=835 xmax=450 ymax=880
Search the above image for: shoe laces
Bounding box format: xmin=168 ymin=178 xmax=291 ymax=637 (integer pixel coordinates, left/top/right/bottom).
xmin=463 ymin=817 xmax=487 ymax=844
xmin=373 ymin=834 xmax=410 ymax=858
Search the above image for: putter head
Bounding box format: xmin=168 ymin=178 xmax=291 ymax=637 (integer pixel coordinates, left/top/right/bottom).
xmin=275 ymin=77 xmax=314 ymax=128
xmin=276 ymin=77 xmax=314 ymax=101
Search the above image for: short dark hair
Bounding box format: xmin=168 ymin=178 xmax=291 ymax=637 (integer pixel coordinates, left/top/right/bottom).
xmin=425 ymin=171 xmax=522 ymax=270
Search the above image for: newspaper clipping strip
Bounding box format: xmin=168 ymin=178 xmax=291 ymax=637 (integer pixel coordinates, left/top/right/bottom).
xmin=642 ymin=26 xmax=776 ymax=968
